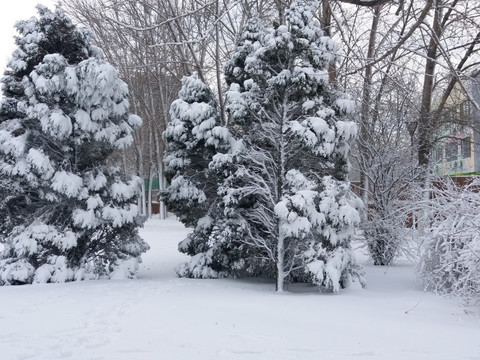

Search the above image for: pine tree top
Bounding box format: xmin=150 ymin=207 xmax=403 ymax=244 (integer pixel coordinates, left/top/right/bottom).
xmin=6 ymin=6 xmax=101 ymax=82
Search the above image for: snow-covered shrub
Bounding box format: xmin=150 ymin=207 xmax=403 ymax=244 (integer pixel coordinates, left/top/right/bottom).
xmin=418 ymin=177 xmax=480 ymax=303
xmin=363 ymin=213 xmax=405 ymax=266
xmin=360 ymin=159 xmax=420 ymax=266
xmin=0 ymin=6 xmax=148 ymax=285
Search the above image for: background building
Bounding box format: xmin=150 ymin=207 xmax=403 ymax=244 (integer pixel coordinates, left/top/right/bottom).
xmin=434 ymin=75 xmax=480 ymax=176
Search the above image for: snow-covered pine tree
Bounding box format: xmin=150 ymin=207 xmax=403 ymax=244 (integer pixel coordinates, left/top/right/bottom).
xmin=162 ymin=75 xmax=238 ymax=278
xmin=216 ymin=0 xmax=364 ymax=292
xmin=223 ymin=16 xmax=266 ymax=96
xmin=0 ymin=6 xmax=148 ymax=285
xmin=162 ymin=75 xmax=230 ymax=227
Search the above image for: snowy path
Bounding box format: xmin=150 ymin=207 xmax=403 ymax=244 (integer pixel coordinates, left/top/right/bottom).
xmin=0 ymin=217 xmax=479 ymax=360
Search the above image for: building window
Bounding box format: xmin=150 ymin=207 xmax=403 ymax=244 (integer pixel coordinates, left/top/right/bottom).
xmin=434 ymin=147 xmax=443 ymax=162
xmin=460 ymin=101 xmax=471 ymax=120
xmin=461 ymin=136 xmax=471 ymax=158
xmin=445 ymin=141 xmax=458 ymax=162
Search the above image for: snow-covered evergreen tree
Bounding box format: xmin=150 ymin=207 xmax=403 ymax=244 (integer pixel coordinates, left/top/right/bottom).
xmin=162 ymin=76 xmax=240 ymax=278
xmin=213 ymin=0 xmax=363 ymax=291
xmin=162 ymin=75 xmax=230 ymax=227
xmin=171 ymin=21 xmax=269 ymax=279
xmin=0 ymin=6 xmax=148 ymax=285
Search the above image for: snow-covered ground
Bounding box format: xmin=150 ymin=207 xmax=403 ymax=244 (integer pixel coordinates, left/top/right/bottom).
xmin=0 ymin=217 xmax=478 ymax=360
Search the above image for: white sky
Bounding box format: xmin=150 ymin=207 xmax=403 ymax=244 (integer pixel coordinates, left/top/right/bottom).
xmin=0 ymin=1 xmax=57 ymax=75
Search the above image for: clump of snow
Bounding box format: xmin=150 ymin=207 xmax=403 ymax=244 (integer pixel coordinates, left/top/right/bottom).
xmin=86 ymin=171 xmax=107 ymax=191
xmin=74 ymin=109 xmax=98 ymax=133
xmin=335 ymin=98 xmax=355 ymax=115
xmin=26 ymin=148 xmax=54 ymax=179
xmin=72 ymin=208 xmax=100 ymax=229
xmin=0 ymin=259 xmax=35 ymax=285
xmin=102 ymin=204 xmax=139 ymax=227
xmin=0 ymin=120 xmax=27 ymax=157
xmin=111 ymin=179 xmax=140 ymax=202
xmin=33 ymin=256 xmax=74 ymax=284
xmin=176 ymin=252 xmax=219 ymax=279
xmin=110 ymin=258 xmax=139 ymax=280
xmin=51 ymin=171 xmax=84 ymax=198
xmin=128 ymin=114 xmax=142 ymax=130
xmin=18 ymin=223 xmax=78 ymax=252
xmin=167 ymin=176 xmax=207 ymax=205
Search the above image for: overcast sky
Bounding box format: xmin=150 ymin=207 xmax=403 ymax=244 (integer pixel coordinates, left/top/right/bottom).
xmin=0 ymin=1 xmax=57 ymax=74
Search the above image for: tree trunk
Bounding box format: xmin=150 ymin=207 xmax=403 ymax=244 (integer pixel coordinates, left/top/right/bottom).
xmin=417 ymin=0 xmax=448 ymax=169
xmin=158 ymin=164 xmax=167 ymax=220
xmin=276 ymin=232 xmax=286 ymax=292
xmin=136 ymin=144 xmax=147 ymax=216
xmin=155 ymin=82 xmax=169 ymax=220
xmin=358 ymin=6 xmax=381 ymax=216
xmin=147 ymin=131 xmax=154 ymax=218
xmin=215 ymin=0 xmax=226 ymax=125
xmin=148 ymin=167 xmax=154 ymax=218
xmin=154 ymin=126 xmax=167 ymax=220
xmin=276 ymin=100 xmax=288 ymax=293
xmin=275 ymin=0 xmax=287 ymax=24
xmin=321 ymin=0 xmax=337 ymax=86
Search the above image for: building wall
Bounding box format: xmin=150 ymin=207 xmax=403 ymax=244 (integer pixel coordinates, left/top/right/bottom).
xmin=434 ymin=129 xmax=476 ymax=176
xmin=472 ymin=76 xmax=480 ymax=173
xmin=434 ymin=75 xmax=480 ymax=176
